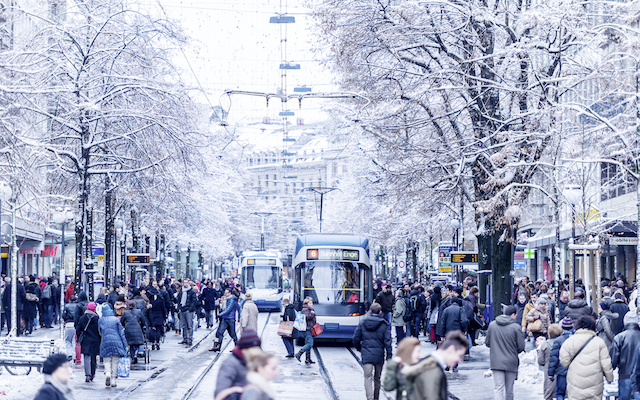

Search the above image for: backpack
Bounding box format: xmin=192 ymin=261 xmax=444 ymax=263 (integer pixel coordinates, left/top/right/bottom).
xmin=410 ymin=295 xmax=420 ymax=313
xmin=42 ymin=284 xmax=52 ymax=300
xmin=403 ymin=299 xmax=413 ymax=322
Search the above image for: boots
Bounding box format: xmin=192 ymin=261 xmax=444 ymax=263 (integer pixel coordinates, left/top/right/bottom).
xmin=305 ymin=352 xmax=315 ymax=365
xmin=295 ymin=350 xmax=304 ymax=362
xmin=85 ymin=375 xmax=91 ymax=382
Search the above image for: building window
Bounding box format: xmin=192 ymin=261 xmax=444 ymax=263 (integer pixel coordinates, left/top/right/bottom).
xmin=601 ymin=161 xmax=637 ymax=201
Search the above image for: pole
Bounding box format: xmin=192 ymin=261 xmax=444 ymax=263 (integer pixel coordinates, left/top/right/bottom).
xmin=10 ymin=201 xmax=17 ymax=336
xmin=554 ymin=191 xmax=561 ymax=322
xmin=319 ymin=192 xmax=324 ymax=233
xmin=261 ymin=216 xmax=265 ymax=251
xmin=59 ymin=221 xmax=65 ymax=340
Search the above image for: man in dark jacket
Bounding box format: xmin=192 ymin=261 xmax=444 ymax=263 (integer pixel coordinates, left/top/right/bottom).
xmin=609 ymin=292 xmax=630 ymax=336
xmin=558 ymin=291 xmax=570 ymax=318
xmin=34 ymin=353 xmax=73 ymax=400
xmin=353 ymin=303 xmax=392 ymax=400
xmin=548 ymin=317 xmax=574 ymax=400
xmin=610 ymin=313 xmax=640 ymax=400
xmin=178 ymin=279 xmax=197 ymax=346
xmin=563 ymin=291 xmax=597 ymax=324
xmin=409 ymin=288 xmax=427 ymax=338
xmin=2 ymin=277 xmax=27 ymax=336
xmin=74 ymin=291 xmax=89 ymax=328
xmin=486 ymin=305 xmax=525 ymax=400
xmin=375 ymin=285 xmax=394 ymax=328
xmin=202 ymin=281 xmax=217 ymax=328
xmin=107 ymin=284 xmax=119 ymax=308
xmin=435 ymin=287 xmax=457 ymax=339
xmin=437 ymin=297 xmax=468 ymax=338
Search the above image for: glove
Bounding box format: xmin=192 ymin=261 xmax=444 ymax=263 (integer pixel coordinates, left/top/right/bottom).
xmin=549 ymin=376 xmax=555 ymax=382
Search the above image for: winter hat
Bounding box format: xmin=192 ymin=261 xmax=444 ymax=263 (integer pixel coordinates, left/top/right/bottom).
xmin=245 ymin=293 xmax=252 ymax=300
xmin=504 ymin=305 xmax=517 ymax=316
xmin=599 ymin=301 xmax=609 ymax=311
xmin=624 ymin=312 xmax=639 ymax=326
xmin=101 ymin=303 xmax=112 ymax=313
xmin=86 ymin=302 xmax=97 ymax=312
xmin=561 ymin=317 xmax=573 ymax=330
xmin=536 ymin=297 xmax=548 ymax=306
xmin=237 ymin=329 xmax=261 ymax=349
xmin=454 ymin=286 xmax=464 ymax=296
xmin=42 ymin=353 xmax=68 ymax=375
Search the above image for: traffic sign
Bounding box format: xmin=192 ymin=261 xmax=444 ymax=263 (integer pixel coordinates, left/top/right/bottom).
xmin=398 ymin=260 xmax=406 ymax=271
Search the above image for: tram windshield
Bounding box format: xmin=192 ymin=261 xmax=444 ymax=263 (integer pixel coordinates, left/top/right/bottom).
xmin=301 ymin=261 xmax=364 ymax=304
xmin=244 ymin=266 xmax=281 ymax=289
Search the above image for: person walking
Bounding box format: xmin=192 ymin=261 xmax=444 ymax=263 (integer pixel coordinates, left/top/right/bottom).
xmin=537 ymin=324 xmax=562 ymax=400
xmin=409 ymin=288 xmax=427 ymax=338
xmin=214 ymin=329 xmax=263 ymax=400
xmin=41 ymin=278 xmax=55 ymax=329
xmin=295 ymin=297 xmax=317 ymax=364
xmin=23 ymin=276 xmax=39 ymax=335
xmin=213 ymin=288 xmax=241 ymax=350
xmin=525 ymin=297 xmax=550 ymax=347
xmin=239 ymin=352 xmax=279 ymax=400
xmin=76 ymin=302 xmax=100 ymax=382
xmin=202 ymin=281 xmax=217 ymax=328
xmin=402 ymin=331 xmax=468 ymax=400
xmin=559 ymin=315 xmax=613 ymax=400
xmin=609 ymin=292 xmax=630 ymax=336
xmin=98 ymin=303 xmax=128 ymax=388
xmin=280 ymin=298 xmax=298 ymax=358
xmin=240 ymin=293 xmax=259 ymax=333
xmin=485 ymin=305 xmax=526 ymax=400
xmin=353 ymin=303 xmax=393 ymax=400
xmin=596 ymin=301 xmax=618 ymax=350
xmin=610 ymin=313 xmax=640 ymax=400
xmin=146 ymin=283 xmax=166 ymax=350
xmin=547 ymin=317 xmax=574 ymax=400
xmin=2 ymin=277 xmax=26 ymax=336
xmin=436 ymin=296 xmax=468 ymax=361
xmin=121 ymin=300 xmax=148 ymax=364
xmin=34 ymin=354 xmax=74 ymax=400
xmin=391 ymin=289 xmax=407 ymax=344
xmin=563 ymin=290 xmax=597 ymax=322
xmin=178 ymin=279 xmax=197 ymax=346
xmin=63 ymin=295 xmax=78 ymax=362
xmin=384 ymin=337 xmax=420 ymax=400
xmin=375 ymin=285 xmax=395 ymax=327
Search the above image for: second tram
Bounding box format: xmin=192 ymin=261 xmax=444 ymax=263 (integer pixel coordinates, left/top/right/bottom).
xmin=239 ymin=250 xmax=284 ymax=312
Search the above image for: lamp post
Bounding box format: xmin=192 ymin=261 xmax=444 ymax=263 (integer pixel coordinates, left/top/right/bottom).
xmin=564 ymin=185 xmax=582 ymax=300
xmin=53 ymin=209 xmax=73 ymax=340
xmin=451 ymin=218 xmax=461 ymax=283
xmin=115 ymin=219 xmax=124 ymax=284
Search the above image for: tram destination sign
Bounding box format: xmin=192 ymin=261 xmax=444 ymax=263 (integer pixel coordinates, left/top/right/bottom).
xmin=126 ymin=254 xmax=150 ymax=266
xmin=247 ymin=258 xmax=277 ymax=266
xmin=307 ymin=248 xmax=359 ymax=262
xmin=450 ymin=252 xmax=478 ymax=265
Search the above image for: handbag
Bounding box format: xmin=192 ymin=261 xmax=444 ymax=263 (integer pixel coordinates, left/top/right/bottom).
xmin=528 ymin=318 xmax=543 ymax=333
xmin=310 ymin=323 xmax=323 ymax=337
xmin=277 ymin=320 xmax=294 ymax=337
xmin=26 ymin=293 xmax=39 ymax=302
xmin=118 ymin=357 xmax=131 ymax=378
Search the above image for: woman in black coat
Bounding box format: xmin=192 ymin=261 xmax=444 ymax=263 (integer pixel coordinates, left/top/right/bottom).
xmin=23 ymin=280 xmax=39 ymax=335
xmin=146 ymin=284 xmax=166 ymax=350
xmin=121 ymin=300 xmax=148 ymax=363
xmin=75 ymin=302 xmax=100 ymax=382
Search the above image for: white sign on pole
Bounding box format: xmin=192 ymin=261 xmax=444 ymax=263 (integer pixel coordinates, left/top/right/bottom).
xmin=398 ymin=260 xmax=406 ymax=271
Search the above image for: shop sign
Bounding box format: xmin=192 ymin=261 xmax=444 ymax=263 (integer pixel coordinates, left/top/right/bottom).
xmin=41 ymin=245 xmax=59 ymax=257
xmin=610 ymin=237 xmax=638 ymax=245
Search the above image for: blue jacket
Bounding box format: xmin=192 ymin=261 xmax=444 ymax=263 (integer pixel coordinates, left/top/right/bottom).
xmin=352 ymin=314 xmax=392 ymax=365
xmin=219 ymin=295 xmax=241 ymax=320
xmin=548 ymin=330 xmax=572 ymax=377
xmin=98 ymin=311 xmax=128 ymax=358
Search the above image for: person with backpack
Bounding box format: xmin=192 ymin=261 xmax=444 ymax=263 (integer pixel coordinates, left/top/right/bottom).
xmin=410 ymin=287 xmax=427 ymax=338
xmin=41 ymin=278 xmax=55 ymax=329
xmin=391 ymin=289 xmax=407 ymax=344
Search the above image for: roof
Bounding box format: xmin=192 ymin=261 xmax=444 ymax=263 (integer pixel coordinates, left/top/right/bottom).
xmin=295 ymin=234 xmax=369 ymax=256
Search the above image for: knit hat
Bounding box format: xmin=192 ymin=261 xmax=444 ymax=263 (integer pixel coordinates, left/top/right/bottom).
xmin=454 ymin=286 xmax=464 ymax=296
xmin=536 ymin=296 xmax=548 ymax=305
xmin=237 ymin=329 xmax=261 ymax=349
xmin=42 ymin=353 xmax=68 ymax=375
xmin=561 ymin=317 xmax=573 ymax=330
xmin=624 ymin=312 xmax=639 ymax=326
xmin=599 ymin=301 xmax=609 ymax=311
xmin=86 ymin=302 xmax=97 ymax=312
xmin=504 ymin=305 xmax=517 ymax=316
xmin=101 ymin=303 xmax=112 ymax=313
xmin=245 ymin=293 xmax=252 ymax=300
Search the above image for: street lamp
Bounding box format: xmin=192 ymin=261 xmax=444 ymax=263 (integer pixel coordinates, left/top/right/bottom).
xmin=564 ymin=185 xmax=582 ymax=299
xmin=52 ymin=209 xmax=73 ymax=341
xmin=451 ymin=218 xmax=461 ymax=283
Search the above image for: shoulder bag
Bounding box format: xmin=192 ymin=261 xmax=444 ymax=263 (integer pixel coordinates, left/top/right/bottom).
xmin=311 ymin=323 xmax=323 ymax=337
xmin=567 ymin=336 xmax=595 ymax=367
xmin=77 ymin=315 xmax=93 ymax=345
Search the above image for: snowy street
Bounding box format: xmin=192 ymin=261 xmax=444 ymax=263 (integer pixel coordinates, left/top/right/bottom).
xmin=2 ymin=312 xmax=545 ymax=400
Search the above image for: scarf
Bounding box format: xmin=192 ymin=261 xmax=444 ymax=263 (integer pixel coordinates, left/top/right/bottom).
xmin=44 ymin=374 xmax=74 ymax=400
xmin=245 ymin=371 xmax=277 ymax=400
xmin=181 ymin=286 xmax=191 ymax=307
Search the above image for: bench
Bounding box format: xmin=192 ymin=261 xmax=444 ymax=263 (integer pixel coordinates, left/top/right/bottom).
xmin=0 ymin=337 xmax=58 ymax=375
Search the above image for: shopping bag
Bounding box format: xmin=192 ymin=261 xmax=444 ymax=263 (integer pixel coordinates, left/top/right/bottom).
xmin=277 ymin=320 xmax=294 ymax=337
xmin=118 ymin=357 xmax=131 ymax=378
xmin=293 ymin=311 xmax=307 ymax=332
xmin=310 ymin=323 xmax=323 ymax=337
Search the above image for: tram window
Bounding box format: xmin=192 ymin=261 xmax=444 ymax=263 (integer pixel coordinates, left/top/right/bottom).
xmin=244 ymin=266 xmax=280 ymax=289
xmin=301 ymin=261 xmax=363 ymax=304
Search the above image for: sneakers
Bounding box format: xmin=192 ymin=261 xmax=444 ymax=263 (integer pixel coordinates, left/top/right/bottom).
xmin=105 ymin=376 xmax=111 ymax=387
xmin=285 ymin=354 xmax=295 ymax=358
xmin=85 ymin=375 xmax=91 ymax=383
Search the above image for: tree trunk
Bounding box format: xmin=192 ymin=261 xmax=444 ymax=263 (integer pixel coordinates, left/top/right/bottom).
xmin=478 ymin=230 xmax=514 ymax=319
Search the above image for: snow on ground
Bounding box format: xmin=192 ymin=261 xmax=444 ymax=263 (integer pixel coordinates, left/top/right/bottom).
xmin=0 ymin=372 xmax=44 ymax=398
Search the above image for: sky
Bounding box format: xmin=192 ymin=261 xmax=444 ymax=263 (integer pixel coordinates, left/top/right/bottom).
xmin=153 ymin=0 xmax=337 ymax=125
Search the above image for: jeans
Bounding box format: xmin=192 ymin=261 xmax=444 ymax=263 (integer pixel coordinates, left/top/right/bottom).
xmin=64 ymin=325 xmax=76 ymax=359
xmin=383 ymin=312 xmax=392 ymax=331
xmin=620 ymin=378 xmax=632 ymax=400
xmin=555 ymin=375 xmax=567 ymax=399
xmin=24 ymin=317 xmax=34 ymax=334
xmin=216 ymin=318 xmax=237 ymax=343
xmin=493 ymin=370 xmax=517 ymax=400
xmin=44 ymin=305 xmax=53 ymax=328
xmin=395 ymin=326 xmax=405 ymax=344
xmin=363 ymin=364 xmax=383 ymax=400
xmin=180 ymin=311 xmax=194 ymax=342
xmin=633 ymin=393 xmax=640 ymax=400
xmin=301 ymin=330 xmax=314 ymax=355
xmin=205 ymin=310 xmax=214 ymax=327
xmin=282 ymin=337 xmax=295 ymax=355
xmin=412 ymin=315 xmax=422 ymax=338
xmin=83 ymin=354 xmax=97 ymax=376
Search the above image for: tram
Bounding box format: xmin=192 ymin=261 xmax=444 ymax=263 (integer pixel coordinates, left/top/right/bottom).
xmin=239 ymin=250 xmax=284 ymax=311
xmin=292 ymin=234 xmax=372 ymax=340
